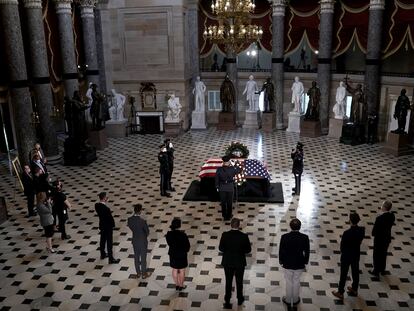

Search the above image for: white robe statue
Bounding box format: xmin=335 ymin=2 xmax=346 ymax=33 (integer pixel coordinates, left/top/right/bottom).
xmin=165 ymin=94 xmax=181 ymax=122
xmin=291 ymin=76 xmax=304 ymax=113
xmin=108 ymin=89 xmax=126 ymax=121
xmin=192 ymin=76 xmax=206 ymax=112
xmin=243 ymin=75 xmax=259 ymax=112
xmin=333 ymin=81 xmax=346 ymax=119
xmin=85 ymin=83 xmax=93 ymax=121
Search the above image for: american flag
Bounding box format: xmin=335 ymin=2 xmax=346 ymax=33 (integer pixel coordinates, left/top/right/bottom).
xmin=199 ymin=158 xmax=271 ymax=180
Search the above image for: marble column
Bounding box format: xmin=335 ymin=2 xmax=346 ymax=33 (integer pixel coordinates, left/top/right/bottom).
xmin=364 ymin=0 xmax=385 ymax=118
xmin=53 ymin=0 xmax=78 ymax=97
xmin=188 ymin=0 xmax=200 ymax=79
xmin=317 ymin=0 xmax=335 ymax=133
xmin=80 ymin=0 xmax=100 ymax=87
xmin=23 ymin=0 xmax=59 ymax=157
xmin=94 ymin=5 xmax=107 ymax=94
xmin=270 ymin=0 xmax=286 ymax=129
xmin=0 ymin=0 xmax=37 ymax=165
xmin=226 ymin=49 xmax=238 ymax=124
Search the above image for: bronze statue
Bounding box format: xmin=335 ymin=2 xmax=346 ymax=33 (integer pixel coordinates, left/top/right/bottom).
xmin=345 ymin=81 xmax=366 ymax=124
xmin=90 ymin=84 xmax=109 ymax=130
xmin=71 ymin=91 xmax=88 ymax=145
xmin=260 ymin=77 xmax=275 ymax=112
xmin=304 ymin=81 xmax=320 ymax=120
xmin=220 ymin=74 xmax=235 ymax=113
xmin=392 ymin=89 xmax=411 ymax=134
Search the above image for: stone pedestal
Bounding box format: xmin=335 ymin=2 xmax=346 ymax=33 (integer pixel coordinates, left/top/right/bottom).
xmin=328 ymin=118 xmax=344 ymax=138
xmin=243 ymin=111 xmax=259 ymax=129
xmin=261 ymin=111 xmax=276 ymax=131
xmin=63 ymin=138 xmax=97 ymax=166
xmin=380 ymin=132 xmax=413 ymax=156
xmin=217 ymin=112 xmax=236 ymax=130
xmin=340 ymin=123 xmax=365 ymax=145
xmin=164 ymin=121 xmax=182 ymax=138
xmin=88 ymin=129 xmax=108 ymax=150
xmin=105 ymin=120 xmax=127 ymax=138
xmin=191 ymin=111 xmax=207 ymax=129
xmin=286 ymin=112 xmax=303 ymax=133
xmin=300 ymin=120 xmax=322 ymax=138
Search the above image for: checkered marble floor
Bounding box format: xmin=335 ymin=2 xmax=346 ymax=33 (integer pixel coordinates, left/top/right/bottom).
xmin=0 ymin=128 xmax=413 ymax=311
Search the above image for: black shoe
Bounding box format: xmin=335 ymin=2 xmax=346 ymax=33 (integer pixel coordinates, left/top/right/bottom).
xmin=238 ymin=298 xmax=245 ymax=305
xmin=369 ymin=270 xmax=379 ymax=277
xmin=168 ymin=187 xmax=176 ymax=192
xmin=223 ymin=302 xmax=232 ymax=309
xmin=109 ymin=258 xmax=120 ymax=264
xmin=100 ymin=253 xmax=107 ymax=260
xmin=61 ymin=235 xmax=71 ymax=240
xmin=161 ymin=193 xmax=171 ymax=197
xmin=380 ymin=271 xmax=389 ymax=276
xmin=178 ymin=285 xmax=186 ymax=291
xmin=175 ymin=286 xmax=179 ymax=291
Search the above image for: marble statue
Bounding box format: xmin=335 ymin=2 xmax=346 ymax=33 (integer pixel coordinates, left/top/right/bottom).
xmin=291 ymin=76 xmax=304 ymax=113
xmin=85 ymin=82 xmax=93 ymax=121
xmin=304 ymin=81 xmax=320 ymax=121
xmin=261 ymin=77 xmax=275 ymax=112
xmin=220 ymin=74 xmax=235 ymax=113
xmin=392 ymin=89 xmax=411 ymax=134
xmin=345 ymin=81 xmax=366 ymax=124
xmin=108 ymin=89 xmax=126 ymax=121
xmin=192 ymin=76 xmax=206 ymax=112
xmin=165 ymin=94 xmax=182 ymax=122
xmin=243 ymin=75 xmax=259 ymax=112
xmin=333 ymin=81 xmax=346 ymax=119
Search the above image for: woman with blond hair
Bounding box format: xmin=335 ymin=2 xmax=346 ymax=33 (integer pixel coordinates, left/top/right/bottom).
xmin=37 ymin=192 xmax=55 ymax=253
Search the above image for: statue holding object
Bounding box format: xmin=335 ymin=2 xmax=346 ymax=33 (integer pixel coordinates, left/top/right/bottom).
xmin=291 ymin=76 xmax=304 ymax=114
xmin=165 ymin=94 xmax=182 ymax=122
xmin=260 ymin=77 xmax=275 ymax=113
xmin=392 ymin=89 xmax=411 ymax=134
xmin=193 ymin=76 xmax=206 ymax=112
xmin=304 ymin=81 xmax=320 ymax=121
xmin=220 ymin=74 xmax=235 ymax=113
xmin=333 ymin=81 xmax=346 ymax=119
xmin=345 ymin=80 xmax=366 ymax=125
xmin=243 ymin=75 xmax=259 ymax=112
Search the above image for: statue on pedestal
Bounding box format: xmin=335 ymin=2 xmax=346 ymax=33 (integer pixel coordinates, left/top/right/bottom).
xmin=165 ymin=94 xmax=182 ymax=122
xmin=333 ymin=81 xmax=346 ymax=119
xmin=220 ymin=74 xmax=235 ymax=113
xmin=260 ymin=77 xmax=275 ymax=112
xmin=90 ymin=84 xmax=109 ymax=130
xmin=192 ymin=76 xmax=206 ymax=112
xmin=291 ymin=76 xmax=304 ymax=114
xmin=345 ymin=81 xmax=366 ymax=124
xmin=243 ymin=75 xmax=258 ymax=112
xmin=392 ymin=89 xmax=411 ymax=134
xmin=108 ymin=89 xmax=126 ymax=121
xmin=85 ymin=82 xmax=93 ymax=122
xmin=304 ymin=81 xmax=320 ymax=121
xmin=70 ymin=91 xmax=88 ymax=146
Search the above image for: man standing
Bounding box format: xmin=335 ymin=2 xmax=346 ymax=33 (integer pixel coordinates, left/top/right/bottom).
xmin=369 ymin=200 xmax=395 ymax=277
xmin=21 ymin=165 xmax=36 ymax=217
xmin=164 ymin=138 xmax=175 ymax=191
xmin=127 ymin=204 xmax=151 ymax=279
xmin=279 ymin=218 xmax=310 ymax=306
xmin=291 ymin=142 xmax=304 ymax=196
xmin=158 ymin=144 xmax=171 ymax=197
xmin=219 ymin=218 xmax=251 ymax=309
xmin=332 ymin=212 xmax=365 ymax=300
xmin=95 ymin=192 xmax=119 ymax=264
xmin=215 ymin=156 xmax=241 ymax=221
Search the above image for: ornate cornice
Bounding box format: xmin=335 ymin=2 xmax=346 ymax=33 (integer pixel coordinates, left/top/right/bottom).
xmin=269 ymin=0 xmax=287 ymax=17
xmin=22 ymin=0 xmax=42 ymax=9
xmin=53 ymin=0 xmax=72 ymax=15
xmin=0 ymin=0 xmax=18 ymax=5
xmin=79 ymin=0 xmax=97 ymax=7
xmin=320 ymin=0 xmax=335 ymax=14
xmin=369 ymin=0 xmax=385 ymax=10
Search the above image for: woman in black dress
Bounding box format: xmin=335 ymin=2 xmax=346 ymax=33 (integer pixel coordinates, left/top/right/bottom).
xmin=166 ymin=217 xmax=190 ymax=290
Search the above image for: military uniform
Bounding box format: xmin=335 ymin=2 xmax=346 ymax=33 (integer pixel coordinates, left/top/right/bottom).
xmin=215 ymin=161 xmax=241 ymax=220
xmin=291 ymin=143 xmax=304 ymax=195
xmin=165 ymin=139 xmax=175 ymax=191
xmin=158 ymin=148 xmax=170 ymax=197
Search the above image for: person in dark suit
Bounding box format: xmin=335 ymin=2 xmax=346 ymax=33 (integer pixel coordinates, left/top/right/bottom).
xmin=219 ymin=218 xmax=251 ymax=309
xmin=52 ymin=180 xmax=72 ymax=240
xmin=158 ymin=144 xmax=171 ymax=197
xmin=127 ymin=204 xmax=151 ymax=279
xmin=21 ymin=165 xmax=36 ymax=217
xmin=369 ymin=200 xmax=395 ymax=277
xmin=166 ymin=217 xmax=190 ymax=291
xmin=31 ymin=152 xmax=47 ymax=176
xmin=164 ymin=138 xmax=175 ymax=191
xmin=215 ymin=155 xmax=241 ymax=221
xmin=95 ymin=192 xmax=119 ymax=264
xmin=291 ymin=142 xmax=303 ymax=195
xmin=279 ymin=218 xmax=310 ymax=306
xmin=332 ymin=212 xmax=365 ymax=300
xmin=32 ymin=166 xmax=51 ymax=195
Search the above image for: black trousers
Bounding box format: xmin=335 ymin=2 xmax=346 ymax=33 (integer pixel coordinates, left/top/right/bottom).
xmin=167 ymin=164 xmax=174 ymax=189
xmin=58 ymin=213 xmax=68 ymax=238
xmin=160 ymin=172 xmax=169 ymax=194
xmin=293 ymin=173 xmax=302 ymax=194
xmin=338 ymin=259 xmax=360 ymax=293
xmin=219 ymin=190 xmax=233 ymax=219
xmin=224 ymin=266 xmax=245 ymax=303
xmin=26 ymin=194 xmax=35 ymax=215
xmin=100 ymin=228 xmax=114 ymax=260
xmin=373 ymin=240 xmax=390 ymax=273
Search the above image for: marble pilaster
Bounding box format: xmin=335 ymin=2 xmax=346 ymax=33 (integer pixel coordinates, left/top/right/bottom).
xmin=0 ymin=0 xmax=36 ymax=165
xmin=80 ymin=0 xmax=100 ymax=86
xmin=53 ymin=0 xmax=78 ymax=97
xmin=270 ymin=0 xmax=286 ymax=130
xmin=317 ymin=0 xmax=335 ymax=133
xmin=22 ymin=0 xmax=59 ymax=157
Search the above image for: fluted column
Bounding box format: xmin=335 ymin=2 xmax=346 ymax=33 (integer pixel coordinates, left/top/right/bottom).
xmin=270 ymin=0 xmax=286 ymax=129
xmin=0 ymin=0 xmax=36 ymax=165
xmin=53 ymin=0 xmax=78 ymax=97
xmin=80 ymin=0 xmax=99 ymax=86
xmin=317 ymin=0 xmax=335 ymax=133
xmin=364 ymin=0 xmax=385 ymax=118
xmin=23 ymin=0 xmax=59 ymax=157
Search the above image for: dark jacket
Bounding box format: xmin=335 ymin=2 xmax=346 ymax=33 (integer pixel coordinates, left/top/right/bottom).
xmin=279 ymin=231 xmax=310 ymax=270
xmin=95 ymin=202 xmax=115 ymax=231
xmin=166 ymin=145 xmax=175 ymax=167
xmin=21 ymin=172 xmax=35 ymax=196
xmin=291 ymin=150 xmax=303 ymax=174
xmin=372 ymin=212 xmax=395 ymax=244
xmin=215 ymin=166 xmax=241 ymax=192
xmin=219 ymin=229 xmax=251 ymax=268
xmin=340 ymin=225 xmax=365 ymax=262
xmin=166 ymin=230 xmax=190 ymax=257
xmin=53 ymin=191 xmax=68 ymax=218
xmin=33 ymin=173 xmax=50 ymax=194
xmin=127 ymin=215 xmax=149 ymax=247
xmin=158 ymin=152 xmax=170 ymax=174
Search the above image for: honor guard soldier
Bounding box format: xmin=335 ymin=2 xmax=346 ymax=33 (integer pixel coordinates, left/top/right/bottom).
xmin=291 ymin=142 xmax=304 ymax=196
xmin=159 ymin=144 xmax=171 ymax=197
xmin=164 ymin=138 xmax=175 ymax=191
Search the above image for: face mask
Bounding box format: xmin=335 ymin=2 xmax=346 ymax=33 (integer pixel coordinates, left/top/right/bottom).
xmin=162 ymin=148 xmax=167 ymax=152
xmin=169 ymin=143 xmax=173 ymax=148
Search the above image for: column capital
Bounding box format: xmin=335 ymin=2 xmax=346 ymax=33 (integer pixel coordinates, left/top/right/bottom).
xmin=53 ymin=0 xmax=72 ymax=14
xmin=269 ymin=0 xmax=287 ymax=17
xmin=79 ymin=0 xmax=97 ymax=19
xmin=320 ymin=0 xmax=335 ymax=14
xmin=369 ymin=0 xmax=385 ymax=10
xmin=22 ymin=0 xmax=42 ymax=9
xmin=78 ymin=0 xmax=98 ymax=7
xmin=0 ymin=0 xmax=18 ymax=5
